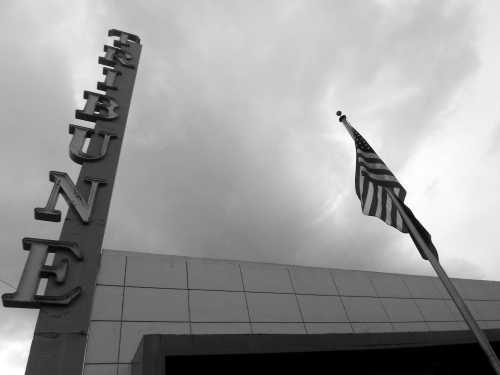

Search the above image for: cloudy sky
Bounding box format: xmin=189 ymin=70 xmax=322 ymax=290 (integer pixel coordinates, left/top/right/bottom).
xmin=1 ymin=0 xmax=500 ymax=373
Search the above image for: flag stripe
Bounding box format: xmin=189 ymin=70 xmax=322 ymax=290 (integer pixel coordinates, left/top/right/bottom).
xmin=391 ymin=197 xmax=397 ymax=226
xmin=360 ymin=167 xmax=399 ymax=183
xmin=396 ymin=211 xmax=403 ymax=231
xmin=358 ymin=158 xmax=391 ymax=170
xmin=361 ymin=170 xmax=369 ymax=204
xmin=363 ymin=183 xmax=374 ymax=215
xmin=361 ymin=176 xmax=370 ymax=211
xmin=355 ymin=164 xmax=361 ymax=198
xmin=356 ymin=149 xmax=379 ymax=159
xmin=381 ymin=188 xmax=387 ymax=221
xmin=360 ymin=166 xmax=396 ymax=176
xmin=369 ymin=183 xmax=378 ymax=216
xmin=385 ymin=192 xmax=393 ymax=225
xmin=375 ymin=186 xmax=383 ymax=217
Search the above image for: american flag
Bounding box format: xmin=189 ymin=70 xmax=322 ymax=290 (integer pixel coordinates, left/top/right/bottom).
xmin=339 ymin=113 xmax=438 ymax=260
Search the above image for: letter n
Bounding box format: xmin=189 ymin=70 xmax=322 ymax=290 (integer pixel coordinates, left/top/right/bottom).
xmin=35 ymin=171 xmax=106 ymax=223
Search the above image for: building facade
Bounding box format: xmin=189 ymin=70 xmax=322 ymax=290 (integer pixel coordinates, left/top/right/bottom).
xmin=84 ymin=249 xmax=500 ymax=374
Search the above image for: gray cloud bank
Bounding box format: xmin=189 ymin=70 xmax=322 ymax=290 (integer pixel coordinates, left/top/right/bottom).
xmin=0 ymin=1 xmax=482 ymax=372
xmin=104 ymin=1 xmax=478 ymax=272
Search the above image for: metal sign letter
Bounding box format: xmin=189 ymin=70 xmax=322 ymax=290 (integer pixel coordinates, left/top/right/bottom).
xmin=68 ymin=124 xmax=116 ymax=164
xmin=109 ymin=28 xmax=140 ymax=47
xmin=34 ymin=171 xmax=106 ymax=223
xmin=2 ymin=238 xmax=82 ymax=308
xmin=75 ymin=91 xmax=119 ymax=122
xmin=99 ymin=45 xmax=135 ymax=69
xmin=97 ymin=67 xmax=121 ymax=91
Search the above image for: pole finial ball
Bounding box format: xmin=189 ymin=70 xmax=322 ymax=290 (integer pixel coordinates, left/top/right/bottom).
xmin=336 ymin=111 xmax=342 ymax=117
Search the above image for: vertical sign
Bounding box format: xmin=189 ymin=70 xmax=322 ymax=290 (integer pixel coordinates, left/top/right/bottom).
xmin=2 ymin=29 xmax=141 ymax=375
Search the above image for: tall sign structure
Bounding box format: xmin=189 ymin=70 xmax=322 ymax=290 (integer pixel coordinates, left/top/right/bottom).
xmin=2 ymin=29 xmax=141 ymax=375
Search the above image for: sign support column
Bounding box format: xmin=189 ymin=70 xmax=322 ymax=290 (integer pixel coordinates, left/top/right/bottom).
xmin=23 ymin=30 xmax=141 ymax=375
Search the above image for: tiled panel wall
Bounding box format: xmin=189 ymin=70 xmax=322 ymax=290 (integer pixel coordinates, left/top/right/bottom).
xmin=84 ymin=250 xmax=500 ymax=375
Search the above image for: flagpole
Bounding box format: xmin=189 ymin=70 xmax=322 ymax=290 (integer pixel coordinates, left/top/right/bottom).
xmin=385 ymin=188 xmax=500 ymax=374
xmin=336 ymin=110 xmax=499 ymax=371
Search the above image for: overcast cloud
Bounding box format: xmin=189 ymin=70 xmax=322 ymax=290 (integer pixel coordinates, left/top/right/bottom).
xmin=2 ymin=1 xmax=500 ymax=373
